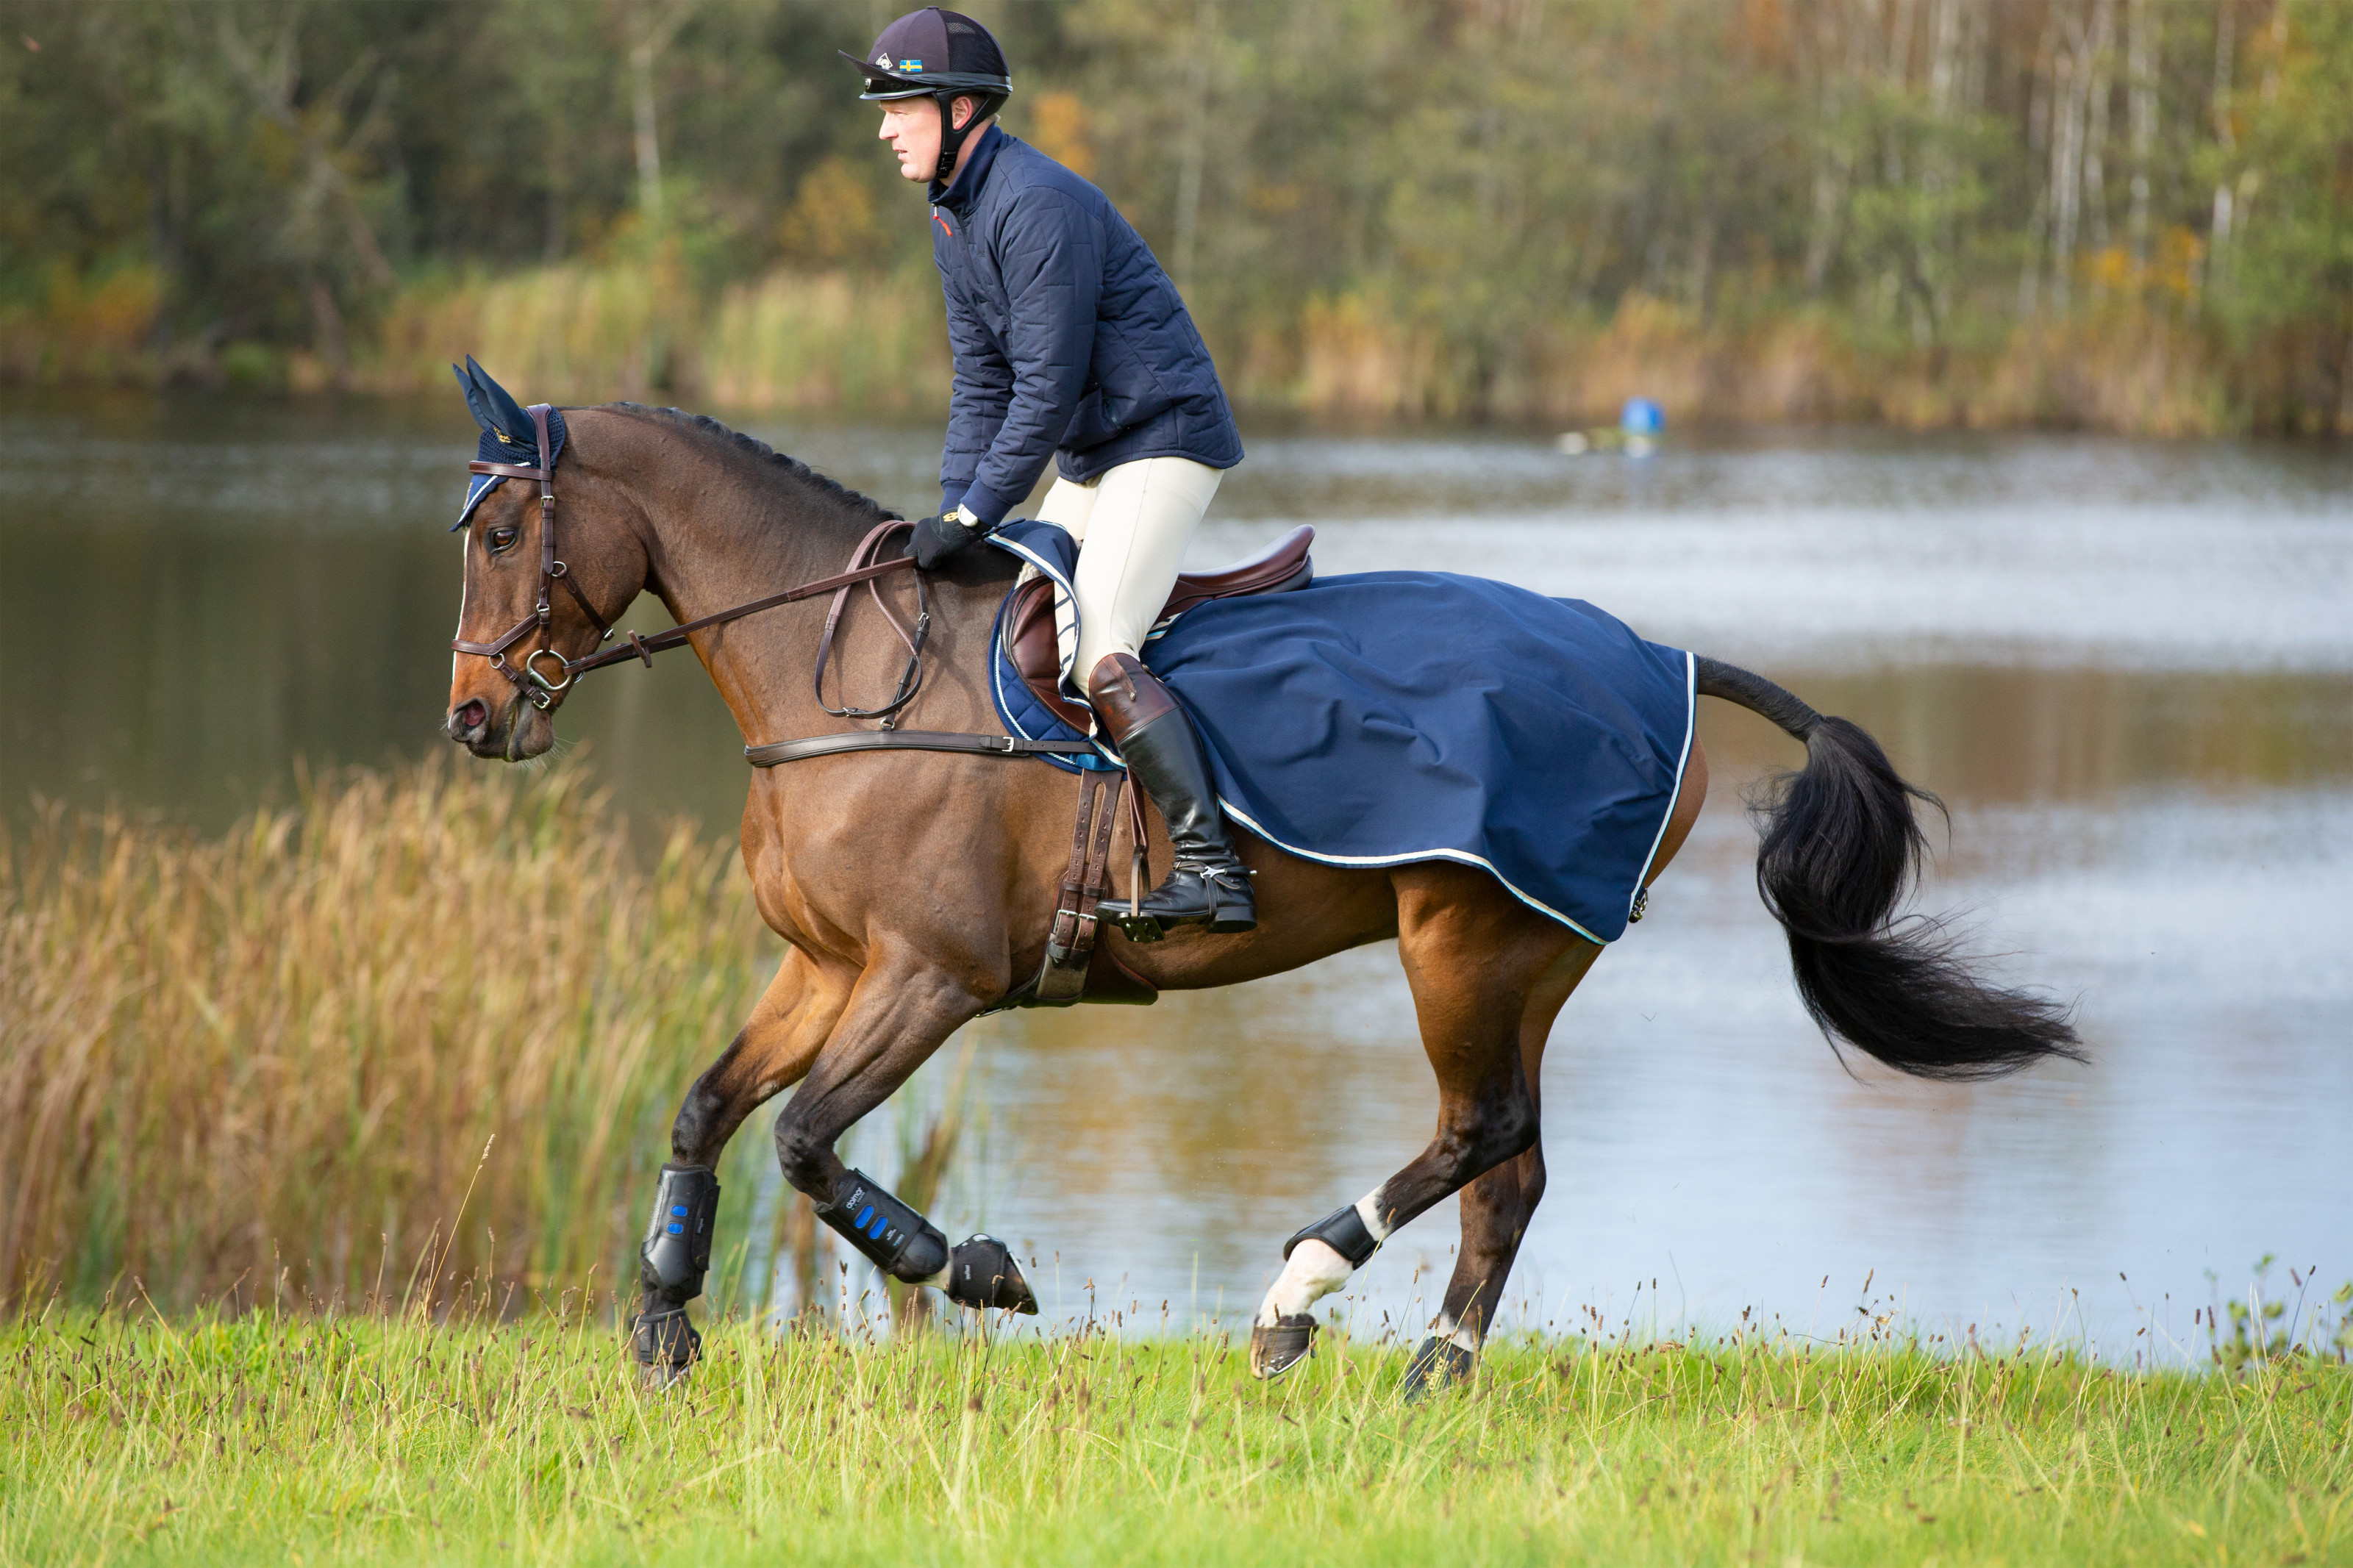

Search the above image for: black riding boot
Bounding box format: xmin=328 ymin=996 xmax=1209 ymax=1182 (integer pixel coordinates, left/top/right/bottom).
xmin=1089 ymin=653 xmax=1256 ymax=939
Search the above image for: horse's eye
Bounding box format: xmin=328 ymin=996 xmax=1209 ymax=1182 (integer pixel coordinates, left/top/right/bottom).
xmin=487 ymin=526 xmax=519 ymax=554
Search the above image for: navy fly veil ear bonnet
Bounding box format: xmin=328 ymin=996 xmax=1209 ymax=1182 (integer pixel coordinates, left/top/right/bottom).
xmin=452 ymin=356 xmax=567 ymax=529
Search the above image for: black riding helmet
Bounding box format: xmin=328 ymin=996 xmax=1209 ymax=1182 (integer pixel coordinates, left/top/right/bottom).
xmin=839 ymin=8 xmax=1012 ymax=184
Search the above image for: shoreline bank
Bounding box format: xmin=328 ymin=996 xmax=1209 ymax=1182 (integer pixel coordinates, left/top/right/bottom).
xmin=4 ymin=262 xmax=2314 ymax=440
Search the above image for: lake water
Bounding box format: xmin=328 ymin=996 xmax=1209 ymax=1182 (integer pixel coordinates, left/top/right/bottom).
xmin=4 ymin=389 xmax=2349 ymax=1359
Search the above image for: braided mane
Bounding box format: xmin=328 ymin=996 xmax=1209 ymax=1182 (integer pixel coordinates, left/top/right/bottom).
xmin=610 ymin=403 xmax=901 ymax=523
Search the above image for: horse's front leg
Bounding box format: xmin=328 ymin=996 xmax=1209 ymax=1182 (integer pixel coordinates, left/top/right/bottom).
xmin=770 ymin=945 xmax=1040 ymax=1321
xmin=633 ymin=947 xmax=851 ymax=1386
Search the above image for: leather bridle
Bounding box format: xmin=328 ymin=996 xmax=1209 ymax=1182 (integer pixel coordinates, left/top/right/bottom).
xmin=450 ymin=402 xmax=931 ymax=717
xmin=451 ymin=405 xmax=614 ymax=709
xmin=446 ymin=403 xmax=1127 ymax=1006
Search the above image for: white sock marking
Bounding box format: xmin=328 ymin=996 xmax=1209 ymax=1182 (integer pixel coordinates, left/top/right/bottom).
xmin=1256 ymin=1239 xmax=1354 ymax=1325
xmin=1254 ymin=1186 xmax=1393 ymax=1327
xmin=1429 ymin=1311 xmax=1482 ymax=1353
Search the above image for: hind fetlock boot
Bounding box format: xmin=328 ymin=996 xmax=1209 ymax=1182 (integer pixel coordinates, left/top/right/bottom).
xmin=1089 ymin=653 xmax=1256 ymax=939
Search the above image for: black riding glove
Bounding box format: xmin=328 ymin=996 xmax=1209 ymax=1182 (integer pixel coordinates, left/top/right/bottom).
xmin=909 ymin=509 xmax=991 ymax=571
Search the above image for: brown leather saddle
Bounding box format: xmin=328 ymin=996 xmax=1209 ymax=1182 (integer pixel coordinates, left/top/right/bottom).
xmin=1003 ymin=524 xmax=1316 ymax=731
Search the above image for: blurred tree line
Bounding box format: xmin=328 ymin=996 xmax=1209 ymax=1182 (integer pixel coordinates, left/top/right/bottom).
xmin=4 ymin=0 xmax=2352 ymax=430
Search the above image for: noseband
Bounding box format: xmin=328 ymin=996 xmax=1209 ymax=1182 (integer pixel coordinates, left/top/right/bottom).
xmin=449 ymin=402 xmax=930 ymax=716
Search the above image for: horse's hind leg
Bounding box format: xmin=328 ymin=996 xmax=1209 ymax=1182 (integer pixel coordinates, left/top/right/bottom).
xmin=1404 ymin=940 xmax=1598 ymax=1397
xmin=1402 ymin=745 xmax=1704 ymax=1394
xmin=632 ymin=948 xmax=851 ymax=1387
xmin=1400 ymin=746 xmax=1704 ymax=1394
xmin=1249 ymin=862 xmax=1579 ymax=1379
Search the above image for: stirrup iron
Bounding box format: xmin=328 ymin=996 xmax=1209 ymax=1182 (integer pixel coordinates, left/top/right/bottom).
xmin=1102 ymin=861 xmax=1256 ymax=940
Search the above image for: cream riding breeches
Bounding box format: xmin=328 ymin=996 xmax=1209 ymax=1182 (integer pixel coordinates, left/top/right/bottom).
xmin=1035 ymin=455 xmax=1225 ymax=695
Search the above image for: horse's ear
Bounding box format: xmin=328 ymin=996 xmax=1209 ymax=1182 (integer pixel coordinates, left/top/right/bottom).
xmin=452 ymin=356 xmax=535 ymax=448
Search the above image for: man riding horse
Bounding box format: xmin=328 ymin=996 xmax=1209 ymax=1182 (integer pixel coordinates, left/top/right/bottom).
xmin=846 ymin=7 xmax=1256 ymax=938
xmin=441 ymin=7 xmax=2078 ymax=1398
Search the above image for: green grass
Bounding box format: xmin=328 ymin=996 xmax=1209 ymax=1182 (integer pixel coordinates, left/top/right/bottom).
xmin=5 ymin=1309 xmax=2348 ymax=1567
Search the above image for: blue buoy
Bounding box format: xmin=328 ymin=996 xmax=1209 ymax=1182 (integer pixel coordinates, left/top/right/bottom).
xmin=1620 ymin=397 xmax=1665 ymax=436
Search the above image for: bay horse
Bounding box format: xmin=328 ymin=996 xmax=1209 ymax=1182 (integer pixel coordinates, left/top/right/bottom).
xmin=442 ymin=398 xmax=2079 ymax=1393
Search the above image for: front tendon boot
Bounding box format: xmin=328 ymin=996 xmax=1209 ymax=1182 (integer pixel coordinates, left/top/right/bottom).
xmin=1088 ymin=653 xmax=1256 ymax=940
xmin=815 ymin=1169 xmax=951 ymax=1285
xmin=634 ymin=1163 xmax=720 ymax=1388
xmin=945 ymin=1234 xmax=1040 ymax=1314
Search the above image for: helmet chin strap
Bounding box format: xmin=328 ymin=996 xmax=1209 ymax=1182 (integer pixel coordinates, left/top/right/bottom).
xmin=932 ymin=91 xmax=1000 ymax=182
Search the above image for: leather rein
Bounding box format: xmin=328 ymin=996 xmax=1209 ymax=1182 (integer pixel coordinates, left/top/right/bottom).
xmin=449 ymin=403 xmax=1094 ymax=762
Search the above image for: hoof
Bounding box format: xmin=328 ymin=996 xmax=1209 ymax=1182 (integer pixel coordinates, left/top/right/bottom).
xmin=632 ymin=1306 xmax=701 ymax=1390
xmin=1402 ymin=1336 xmax=1475 ymax=1401
xmin=1249 ymin=1313 xmax=1318 ymax=1379
xmin=946 ymin=1234 xmax=1039 ymax=1314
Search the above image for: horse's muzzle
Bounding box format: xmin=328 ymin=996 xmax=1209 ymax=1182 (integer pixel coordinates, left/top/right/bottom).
xmin=446 ymin=693 xmax=551 ymax=761
xmin=446 ymin=698 xmax=490 ymax=747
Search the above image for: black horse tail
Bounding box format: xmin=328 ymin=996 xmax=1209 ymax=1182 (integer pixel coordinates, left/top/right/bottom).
xmin=1694 ymin=656 xmax=2082 ymax=1081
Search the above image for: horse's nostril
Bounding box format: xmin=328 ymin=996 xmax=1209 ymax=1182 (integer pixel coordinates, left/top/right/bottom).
xmin=452 ymin=700 xmax=488 ymax=734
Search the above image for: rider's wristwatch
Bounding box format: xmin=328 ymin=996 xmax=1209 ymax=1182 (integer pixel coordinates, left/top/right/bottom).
xmin=951 ymin=504 xmax=987 ymax=535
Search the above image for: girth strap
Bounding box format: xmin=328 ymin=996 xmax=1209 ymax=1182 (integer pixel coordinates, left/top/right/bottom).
xmin=744 ymin=731 xmax=1100 ymax=767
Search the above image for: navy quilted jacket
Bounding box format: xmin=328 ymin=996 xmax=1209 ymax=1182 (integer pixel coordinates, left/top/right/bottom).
xmin=929 ymin=126 xmax=1243 ymax=526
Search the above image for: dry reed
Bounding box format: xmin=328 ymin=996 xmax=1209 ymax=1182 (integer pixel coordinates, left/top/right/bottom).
xmin=0 ymin=255 xmax=2255 ymax=434
xmin=369 ymin=251 xmax=701 ymax=404
xmin=1246 ymin=289 xmax=2236 ymax=434
xmin=0 ymin=756 xmax=779 ymax=1312
xmin=699 ymin=271 xmax=949 ymax=414
xmin=0 ymin=263 xmax=166 ymax=386
xmin=362 ymin=261 xmax=950 ymax=413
